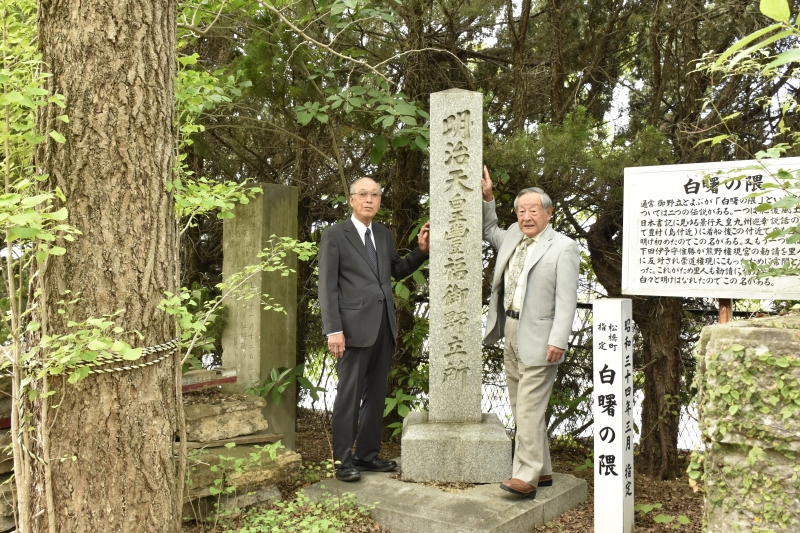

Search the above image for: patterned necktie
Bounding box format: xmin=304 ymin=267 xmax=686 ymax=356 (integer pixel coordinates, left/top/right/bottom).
xmin=364 ymin=228 xmax=379 ymax=274
xmin=504 ymin=237 xmax=534 ymax=311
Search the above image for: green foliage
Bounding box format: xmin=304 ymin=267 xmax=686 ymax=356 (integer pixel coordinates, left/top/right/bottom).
xmin=383 ymin=388 xmax=417 ymax=437
xmin=221 ymin=490 xmax=373 ymax=533
xmin=173 ymin=55 xmax=259 ymax=231
xmin=160 ymin=236 xmax=317 ymax=367
xmin=248 ymin=364 xmax=326 ymax=405
xmin=293 ymin=460 xmax=335 ymax=488
xmin=635 ymin=503 xmax=691 ymax=530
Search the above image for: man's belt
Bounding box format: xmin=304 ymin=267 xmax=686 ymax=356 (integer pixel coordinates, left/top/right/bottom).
xmin=505 ymin=309 xmax=520 ymax=319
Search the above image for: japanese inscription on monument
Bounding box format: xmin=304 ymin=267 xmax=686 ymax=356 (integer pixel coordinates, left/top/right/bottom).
xmin=429 ymin=90 xmax=483 ymax=423
xmin=622 ymin=158 xmax=800 ymax=299
xmin=593 ymin=299 xmax=634 ymax=533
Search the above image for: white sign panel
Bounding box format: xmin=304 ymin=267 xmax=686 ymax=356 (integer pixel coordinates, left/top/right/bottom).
xmin=593 ymin=299 xmax=634 ymax=533
xmin=622 ymin=158 xmax=800 ymax=299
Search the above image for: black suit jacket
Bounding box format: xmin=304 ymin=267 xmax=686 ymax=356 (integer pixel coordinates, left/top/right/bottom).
xmin=318 ymin=218 xmax=428 ymax=347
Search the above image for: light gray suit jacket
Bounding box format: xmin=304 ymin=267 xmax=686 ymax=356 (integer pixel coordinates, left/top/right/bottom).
xmin=482 ymin=200 xmax=580 ymax=367
xmin=318 ymin=218 xmax=428 ymax=348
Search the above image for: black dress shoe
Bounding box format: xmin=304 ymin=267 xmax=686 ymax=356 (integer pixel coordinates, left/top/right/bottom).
xmin=353 ymin=457 xmax=397 ymax=472
xmin=336 ymin=466 xmax=361 ymax=482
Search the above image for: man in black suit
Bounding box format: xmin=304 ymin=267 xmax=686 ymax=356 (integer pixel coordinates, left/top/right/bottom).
xmin=318 ymin=177 xmax=430 ymax=482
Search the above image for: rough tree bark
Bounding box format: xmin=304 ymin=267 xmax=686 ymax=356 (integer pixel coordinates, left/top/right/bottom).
xmin=586 ymin=212 xmax=683 ymax=479
xmin=33 ymin=1 xmax=180 ymax=531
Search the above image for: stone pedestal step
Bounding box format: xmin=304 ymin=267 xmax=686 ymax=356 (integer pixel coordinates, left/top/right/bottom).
xmin=303 ymin=463 xmax=587 ymax=533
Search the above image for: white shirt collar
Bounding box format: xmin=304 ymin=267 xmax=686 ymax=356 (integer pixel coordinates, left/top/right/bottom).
xmin=351 ymin=214 xmax=374 ymax=244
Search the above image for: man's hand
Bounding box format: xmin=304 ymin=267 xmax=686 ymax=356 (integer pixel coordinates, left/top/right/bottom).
xmin=418 ymin=220 xmax=430 ymax=253
xmin=546 ymin=345 xmax=565 ymax=363
xmin=328 ymin=332 xmax=346 ymax=359
xmin=482 ymin=166 xmax=494 ymax=202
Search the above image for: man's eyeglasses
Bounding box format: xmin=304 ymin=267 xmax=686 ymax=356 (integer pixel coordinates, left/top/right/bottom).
xmin=351 ymin=191 xmax=381 ymax=199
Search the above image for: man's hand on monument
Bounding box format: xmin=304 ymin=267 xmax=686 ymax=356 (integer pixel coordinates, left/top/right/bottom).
xmin=482 ymin=166 xmax=494 ymax=202
xmin=546 ymin=345 xmax=565 ymax=363
xmin=418 ymin=220 xmax=430 ymax=253
xmin=328 ymin=332 xmax=346 ymax=359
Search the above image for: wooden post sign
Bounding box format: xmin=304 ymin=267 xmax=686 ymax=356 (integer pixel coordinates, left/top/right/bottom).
xmin=593 ymin=299 xmax=635 ymax=533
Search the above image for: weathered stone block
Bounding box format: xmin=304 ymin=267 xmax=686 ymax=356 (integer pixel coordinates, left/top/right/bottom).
xmin=185 ymin=445 xmax=301 ymax=500
xmin=401 ymin=412 xmax=511 ymax=483
xmin=185 ymin=395 xmax=269 ymax=442
xmin=697 ymin=316 xmax=800 ymax=532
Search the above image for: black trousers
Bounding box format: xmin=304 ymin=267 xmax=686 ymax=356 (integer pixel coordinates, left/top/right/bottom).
xmin=332 ymin=304 xmax=394 ymax=468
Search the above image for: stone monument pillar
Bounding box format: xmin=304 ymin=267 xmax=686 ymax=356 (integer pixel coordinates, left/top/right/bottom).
xmin=401 ymin=89 xmax=511 ymax=483
xmin=221 ymin=183 xmax=298 ymax=450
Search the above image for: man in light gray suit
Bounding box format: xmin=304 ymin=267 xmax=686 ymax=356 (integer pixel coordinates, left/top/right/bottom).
xmin=319 ymin=177 xmax=430 ymax=483
xmin=481 ymin=166 xmax=579 ymax=499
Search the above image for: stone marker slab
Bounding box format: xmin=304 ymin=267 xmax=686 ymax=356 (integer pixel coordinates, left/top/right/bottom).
xmin=184 ymin=395 xmax=269 ymax=442
xmin=222 ymin=183 xmax=298 ymax=449
xmin=402 ymin=88 xmax=512 ymax=484
xmin=428 ymin=89 xmax=484 ymax=423
xmin=302 ymin=466 xmax=587 ymax=533
xmin=401 ymin=412 xmax=511 ymax=483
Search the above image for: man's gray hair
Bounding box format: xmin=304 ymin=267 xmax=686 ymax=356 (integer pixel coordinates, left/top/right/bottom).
xmin=514 ymin=187 xmax=553 ymax=211
xmin=349 ymin=178 xmax=382 ymax=195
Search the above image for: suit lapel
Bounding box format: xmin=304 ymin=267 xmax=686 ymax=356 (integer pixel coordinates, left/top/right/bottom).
xmin=344 ymin=219 xmax=380 ymax=279
xmin=522 ymin=226 xmax=554 ymax=278
xmin=494 ymin=228 xmax=523 ymax=287
xmin=375 ymin=224 xmax=387 ymax=280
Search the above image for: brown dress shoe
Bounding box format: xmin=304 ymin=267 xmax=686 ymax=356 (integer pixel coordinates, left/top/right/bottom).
xmin=538 ymin=474 xmax=553 ymax=487
xmin=500 ymin=478 xmax=537 ymax=498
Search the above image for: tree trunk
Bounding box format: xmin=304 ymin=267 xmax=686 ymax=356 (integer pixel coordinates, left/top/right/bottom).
xmin=634 ymin=297 xmax=683 ymax=480
xmin=33 ymin=1 xmax=179 ymax=531
xmin=586 ymin=212 xmax=683 ymax=479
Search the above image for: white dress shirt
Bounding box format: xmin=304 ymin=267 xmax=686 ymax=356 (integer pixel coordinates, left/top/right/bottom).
xmin=350 ymin=214 xmax=377 ymax=248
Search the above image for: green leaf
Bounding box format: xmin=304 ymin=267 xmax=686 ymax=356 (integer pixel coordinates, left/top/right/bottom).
xmin=765 ymin=48 xmax=800 ymax=70
xmin=653 ymin=514 xmax=674 ymax=524
xmin=392 ymin=135 xmax=411 ymax=147
xmin=49 ymin=131 xmax=66 ymax=144
xmin=87 ymin=339 xmax=109 ymax=351
xmin=370 ymin=145 xmax=384 ymax=165
xmin=760 ymin=0 xmax=791 ymax=21
xmin=4 ymin=92 xmax=23 ymax=104
xmin=178 ymin=53 xmax=199 ymax=66
xmin=68 ymin=366 xmax=90 ymax=384
xmin=677 ymin=516 xmax=691 ymax=525
xmin=731 ymin=344 xmax=745 ymax=352
xmin=122 ymin=347 xmax=143 ymax=361
xmin=8 ymin=227 xmax=41 ymax=241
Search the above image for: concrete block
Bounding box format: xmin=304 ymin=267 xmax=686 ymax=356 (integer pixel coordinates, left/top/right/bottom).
xmin=401 ymin=412 xmax=511 ymax=483
xmin=303 ymin=466 xmax=587 ymax=533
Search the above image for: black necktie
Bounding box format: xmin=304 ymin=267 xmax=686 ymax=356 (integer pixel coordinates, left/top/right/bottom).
xmin=364 ymin=228 xmax=378 ymax=273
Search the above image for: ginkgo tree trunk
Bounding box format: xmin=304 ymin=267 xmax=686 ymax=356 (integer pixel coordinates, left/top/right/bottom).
xmin=33 ymin=1 xmax=181 ymax=531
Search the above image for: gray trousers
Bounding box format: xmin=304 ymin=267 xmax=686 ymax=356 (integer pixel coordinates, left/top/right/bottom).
xmin=504 ymin=317 xmax=558 ymax=484
xmin=332 ymin=304 xmax=394 ymax=468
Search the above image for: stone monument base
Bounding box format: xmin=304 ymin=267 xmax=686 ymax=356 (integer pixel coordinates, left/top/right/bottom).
xmin=302 ymin=467 xmax=587 ymax=533
xmin=401 ymin=412 xmax=511 ymax=483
